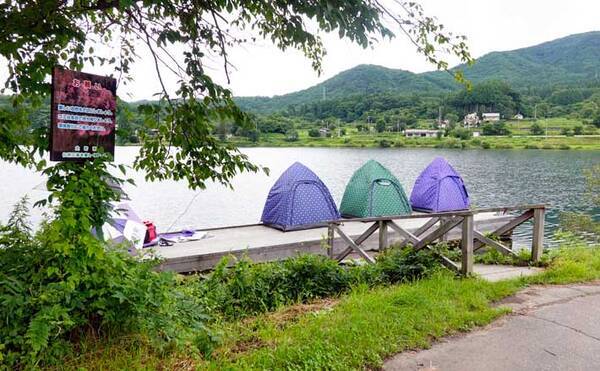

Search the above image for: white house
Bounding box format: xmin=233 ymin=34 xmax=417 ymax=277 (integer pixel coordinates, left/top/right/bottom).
xmin=463 ymin=113 xmax=480 ymax=128
xmin=405 ymin=129 xmax=441 ymax=138
xmin=482 ymin=113 xmax=501 ymax=122
xmin=513 ymin=113 xmax=524 ymax=120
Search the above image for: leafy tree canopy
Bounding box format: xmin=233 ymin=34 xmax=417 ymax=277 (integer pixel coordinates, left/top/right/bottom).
xmin=0 ymin=0 xmax=472 ymax=226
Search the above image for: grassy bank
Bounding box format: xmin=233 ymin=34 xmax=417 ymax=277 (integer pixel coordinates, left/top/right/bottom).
xmin=59 ymin=242 xmax=600 ymax=370
xmin=230 ymin=131 xmax=600 ymax=150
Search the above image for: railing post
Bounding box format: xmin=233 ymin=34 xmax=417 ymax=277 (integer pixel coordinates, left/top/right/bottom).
xmin=327 ymin=223 xmax=335 ymax=259
xmin=532 ymin=207 xmax=545 ymax=262
xmin=378 ymin=220 xmax=388 ymax=251
xmin=461 ymin=214 xmax=474 ymax=276
xmin=440 ymin=217 xmax=449 ymax=242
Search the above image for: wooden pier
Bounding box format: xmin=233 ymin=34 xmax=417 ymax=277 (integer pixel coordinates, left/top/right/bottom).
xmin=155 ymin=204 xmax=545 ymax=275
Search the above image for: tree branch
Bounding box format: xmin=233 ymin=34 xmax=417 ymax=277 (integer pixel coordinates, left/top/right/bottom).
xmin=211 ymin=10 xmax=231 ymax=84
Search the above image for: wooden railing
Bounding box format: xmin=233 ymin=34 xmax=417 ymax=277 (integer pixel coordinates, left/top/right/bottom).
xmin=326 ymin=204 xmax=546 ymax=275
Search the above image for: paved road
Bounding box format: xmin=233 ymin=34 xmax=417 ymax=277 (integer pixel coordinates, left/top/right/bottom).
xmin=384 ymin=282 xmax=600 ymax=371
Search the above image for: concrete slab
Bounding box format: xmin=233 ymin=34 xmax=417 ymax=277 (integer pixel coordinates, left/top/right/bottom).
xmin=384 ymin=282 xmax=600 ymax=371
xmin=473 ymin=264 xmax=543 ymax=282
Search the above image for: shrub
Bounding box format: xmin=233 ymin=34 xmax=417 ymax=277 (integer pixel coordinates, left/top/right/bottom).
xmin=449 ymin=139 xmax=462 ymax=148
xmin=194 ymin=247 xmax=440 ymax=319
xmin=378 ymin=139 xmax=392 ymax=148
xmin=0 ymin=200 xmax=212 ymax=367
xmin=524 ymin=144 xmax=539 ymax=149
xmin=435 ymin=138 xmax=461 ymax=149
xmin=542 ymin=143 xmax=555 ymax=149
xmin=561 ymin=128 xmax=573 ymax=136
xmin=559 ymin=144 xmax=571 ymax=150
xmin=449 ymin=128 xmax=472 ymax=140
xmin=394 ymin=140 xmax=406 ymax=148
xmin=308 ymin=128 xmax=320 ymax=138
xmin=374 ymin=247 xmax=438 ymax=284
xmin=494 ymin=143 xmax=514 ymax=149
xmin=482 ymin=122 xmax=510 ymax=136
xmin=481 ymin=141 xmax=491 ymax=149
xmin=584 ymin=125 xmax=598 ymax=135
xmin=594 ymin=112 xmax=600 ymax=128
xmin=530 ymin=122 xmax=544 ymax=135
xmin=285 ymin=129 xmax=299 ymax=142
xmin=573 ymin=125 xmax=583 ymax=135
xmin=470 ymin=138 xmax=481 ymax=146
xmin=474 ymin=248 xmax=531 ymax=266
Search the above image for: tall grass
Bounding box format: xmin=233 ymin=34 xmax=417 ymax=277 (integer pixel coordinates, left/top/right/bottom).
xmin=192 ymin=247 xmax=438 ymax=319
xmin=60 ymin=242 xmax=600 ymax=370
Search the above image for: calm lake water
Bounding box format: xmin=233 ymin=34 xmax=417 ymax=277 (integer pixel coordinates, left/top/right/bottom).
xmin=1 ymin=147 xmax=598 ymax=248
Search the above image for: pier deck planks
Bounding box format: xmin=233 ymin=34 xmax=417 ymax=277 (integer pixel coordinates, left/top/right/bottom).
xmin=156 ymin=212 xmax=514 ymax=273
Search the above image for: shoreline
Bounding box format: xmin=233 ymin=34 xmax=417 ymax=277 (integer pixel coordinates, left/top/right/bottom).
xmin=231 ymin=134 xmax=600 ymax=150
xmin=121 ymin=135 xmax=600 ymax=151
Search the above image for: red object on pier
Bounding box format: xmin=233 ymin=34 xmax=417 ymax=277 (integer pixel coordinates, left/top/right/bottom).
xmin=144 ymin=221 xmax=157 ymax=244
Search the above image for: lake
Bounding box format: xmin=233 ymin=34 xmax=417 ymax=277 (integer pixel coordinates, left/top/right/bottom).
xmin=1 ymin=147 xmax=598 ymax=248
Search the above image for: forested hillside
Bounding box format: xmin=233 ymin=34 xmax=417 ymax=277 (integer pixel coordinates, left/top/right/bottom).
xmin=2 ymin=32 xmax=599 ymax=144
xmin=236 ymin=31 xmax=600 ymax=114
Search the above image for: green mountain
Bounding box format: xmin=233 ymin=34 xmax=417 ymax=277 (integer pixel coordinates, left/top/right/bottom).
xmin=236 ymin=31 xmax=600 ymax=113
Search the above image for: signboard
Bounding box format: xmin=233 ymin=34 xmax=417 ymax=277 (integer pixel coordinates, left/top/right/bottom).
xmin=50 ymin=68 xmax=117 ymax=161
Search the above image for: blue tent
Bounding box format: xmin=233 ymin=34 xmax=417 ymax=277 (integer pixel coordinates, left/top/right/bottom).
xmin=410 ymin=157 xmax=470 ymax=212
xmin=261 ymin=162 xmax=340 ymax=231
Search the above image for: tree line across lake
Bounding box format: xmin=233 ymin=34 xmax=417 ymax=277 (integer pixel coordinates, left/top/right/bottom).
xmin=2 ymin=80 xmax=600 ymax=145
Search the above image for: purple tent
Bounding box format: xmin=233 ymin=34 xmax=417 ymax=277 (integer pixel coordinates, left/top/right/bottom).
xmin=410 ymin=157 xmax=470 ymax=212
xmin=261 ymin=162 xmax=340 ymax=231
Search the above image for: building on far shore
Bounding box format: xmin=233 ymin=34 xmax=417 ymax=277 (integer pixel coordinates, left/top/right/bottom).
xmin=318 ymin=127 xmax=330 ymax=137
xmin=482 ymin=113 xmax=501 ymax=122
xmin=513 ymin=113 xmax=524 ymax=120
xmin=405 ymin=129 xmax=441 ymax=138
xmin=437 ymin=119 xmax=450 ymax=129
xmin=463 ymin=112 xmax=480 ymax=128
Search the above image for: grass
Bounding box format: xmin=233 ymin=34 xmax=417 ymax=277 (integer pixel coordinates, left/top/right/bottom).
xmin=203 ymin=275 xmax=518 ymax=370
xmin=505 ymin=117 xmax=594 ymax=134
xmin=57 ymin=241 xmax=600 ymax=370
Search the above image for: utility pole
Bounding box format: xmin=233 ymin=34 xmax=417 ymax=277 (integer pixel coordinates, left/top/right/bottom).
xmin=534 ymin=104 xmax=537 ymax=120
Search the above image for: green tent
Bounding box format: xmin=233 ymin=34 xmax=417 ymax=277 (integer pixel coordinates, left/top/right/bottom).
xmin=340 ymin=160 xmax=411 ymax=218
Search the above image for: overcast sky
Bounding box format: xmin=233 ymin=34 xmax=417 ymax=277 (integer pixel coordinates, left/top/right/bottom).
xmin=2 ymin=0 xmax=599 ymax=101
